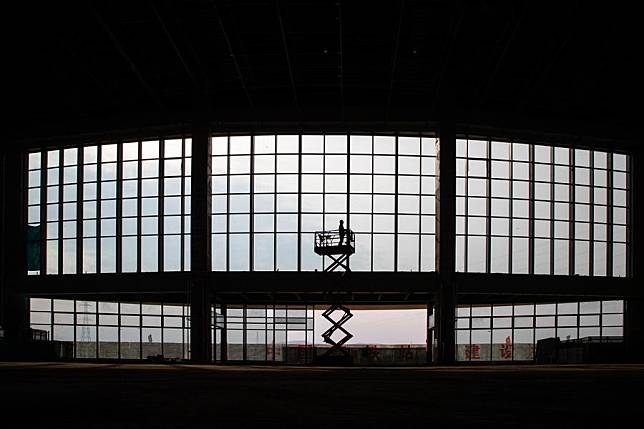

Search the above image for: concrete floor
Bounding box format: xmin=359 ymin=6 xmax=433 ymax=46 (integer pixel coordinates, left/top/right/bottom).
xmin=1 ymin=362 xmax=642 ymax=428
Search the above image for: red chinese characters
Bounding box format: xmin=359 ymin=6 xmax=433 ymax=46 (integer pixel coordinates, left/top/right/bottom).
xmin=465 ymin=344 xmax=481 ymax=360
xmin=499 ymin=336 xmax=513 ymax=360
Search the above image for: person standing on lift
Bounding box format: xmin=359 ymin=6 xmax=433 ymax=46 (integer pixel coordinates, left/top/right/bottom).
xmin=338 ymin=219 xmax=345 ymax=246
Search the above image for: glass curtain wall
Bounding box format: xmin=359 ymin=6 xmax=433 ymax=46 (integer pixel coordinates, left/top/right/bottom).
xmin=27 ymin=138 xmax=192 ymax=274
xmin=456 ymin=139 xmax=629 ymax=276
xmin=455 ymin=300 xmax=624 ymax=361
xmin=29 ymin=298 xmax=191 ymax=359
xmin=29 ymin=135 xmax=630 ymax=277
xmin=210 ymin=134 xmax=437 ymax=272
xmin=215 ymin=304 xmax=315 ymax=364
xmin=29 ymin=298 xmax=314 ymax=363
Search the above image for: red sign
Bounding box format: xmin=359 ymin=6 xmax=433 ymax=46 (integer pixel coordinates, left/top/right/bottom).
xmin=499 ymin=336 xmax=513 ymax=360
xmin=465 ymin=344 xmax=481 ymax=360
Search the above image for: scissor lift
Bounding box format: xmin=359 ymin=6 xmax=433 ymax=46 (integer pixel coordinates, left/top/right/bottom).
xmin=314 ymin=229 xmax=355 ymax=272
xmin=314 ymin=229 xmax=355 ymax=363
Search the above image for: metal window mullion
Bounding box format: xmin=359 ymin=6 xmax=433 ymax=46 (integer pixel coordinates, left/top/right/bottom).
xmin=180 ymin=137 xmax=186 ymax=271
xmin=589 ymin=150 xmax=594 ymax=276
xmin=304 ymin=305 xmax=308 ymax=363
xmin=468 ymin=305 xmax=472 ymax=362
xmin=511 ymin=303 xmax=515 ymax=361
xmin=273 ymin=139 xmax=277 ymax=270
xmin=73 ymin=299 xmax=77 ymax=359
xmin=97 ymin=146 xmax=102 ymax=273
xmin=346 ymin=133 xmax=351 ymax=270
xmin=532 ymin=303 xmax=536 ymax=356
xmin=554 ymin=302 xmax=559 ymax=340
xmin=58 ymin=148 xmax=63 ymax=275
xmin=297 ymin=135 xmax=302 ymax=272
xmin=117 ymin=302 xmax=121 ymax=359
xmin=485 ymin=139 xmax=491 ymax=274
xmin=271 ymin=304 xmax=275 ymax=361
xmin=489 ymin=310 xmax=493 ymax=363
xmin=576 ymin=301 xmax=580 ymax=340
xmin=394 ymin=135 xmax=399 ymax=272
xmin=159 ymin=139 xmax=165 ymax=272
xmin=285 ymin=305 xmax=289 ymax=364
xmin=226 ymin=136 xmax=230 ymax=272
xmin=250 ymin=134 xmax=255 ymax=271
xmin=371 ymin=135 xmax=374 ymax=271
xmin=77 ymin=147 xmax=84 ymax=275
xmin=39 ymin=148 xmax=47 ymax=274
xmin=599 ymin=300 xmax=603 ymax=339
xmin=161 ymin=303 xmax=165 ymax=358
xmin=508 ymin=143 xmax=513 ymax=273
xmin=49 ymin=299 xmax=53 ymax=342
xmin=116 ymin=141 xmax=123 ymax=273
xmin=550 ymin=146 xmax=555 ymax=275
xmin=625 ymin=153 xmax=632 ymax=277
xmin=181 ymin=304 xmax=185 ymax=359
xmin=464 ymin=140 xmax=469 ymax=271
xmin=265 ymin=305 xmax=268 ymax=362
xmin=95 ymin=299 xmax=99 ymax=359
xmin=322 ymin=136 xmax=326 ymax=269
xmin=607 ymin=153 xmax=613 ymax=277
xmin=242 ymin=305 xmax=247 ymax=361
xmin=311 ymin=305 xmax=315 ymax=357
xmin=137 ymin=141 xmax=142 ymax=273
xmin=139 ymin=301 xmax=143 ymax=360
xmin=528 ymin=144 xmax=535 ymax=275
xmin=569 ymin=148 xmax=575 ymax=276
xmin=418 ymin=134 xmax=423 ymax=271
xmin=212 ymin=305 xmax=217 ymax=362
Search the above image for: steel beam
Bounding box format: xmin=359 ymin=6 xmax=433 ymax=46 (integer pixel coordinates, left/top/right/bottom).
xmin=276 ymin=0 xmax=299 ymax=111
xmin=20 ymin=270 xmax=638 ymax=301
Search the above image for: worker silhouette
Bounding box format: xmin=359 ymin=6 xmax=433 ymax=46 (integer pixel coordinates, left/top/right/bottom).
xmin=338 ymin=219 xmax=345 ymax=246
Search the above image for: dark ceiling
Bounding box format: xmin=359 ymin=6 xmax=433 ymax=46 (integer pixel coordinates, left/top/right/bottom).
xmin=6 ymin=1 xmax=643 ymax=145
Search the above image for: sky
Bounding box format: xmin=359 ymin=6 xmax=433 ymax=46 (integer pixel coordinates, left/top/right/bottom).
xmin=314 ymin=309 xmax=427 ymax=345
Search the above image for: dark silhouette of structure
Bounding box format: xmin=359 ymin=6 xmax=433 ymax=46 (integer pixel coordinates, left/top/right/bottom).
xmin=1 ymin=2 xmax=642 ymax=367
xmin=314 ymin=224 xmax=355 ymax=362
xmin=314 ymin=227 xmax=355 ymax=272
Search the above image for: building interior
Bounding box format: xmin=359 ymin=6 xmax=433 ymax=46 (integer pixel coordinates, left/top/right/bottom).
xmin=1 ymin=1 xmax=642 ymax=426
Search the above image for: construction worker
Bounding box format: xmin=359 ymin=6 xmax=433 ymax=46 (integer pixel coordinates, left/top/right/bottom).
xmin=338 ymin=219 xmax=345 ymax=246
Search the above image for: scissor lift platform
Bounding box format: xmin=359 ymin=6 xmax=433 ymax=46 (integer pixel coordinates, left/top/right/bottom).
xmin=314 ymin=228 xmax=355 ymax=364
xmin=314 ymin=229 xmax=355 ymax=272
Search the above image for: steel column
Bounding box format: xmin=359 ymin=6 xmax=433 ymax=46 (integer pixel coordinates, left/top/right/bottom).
xmin=435 ymin=121 xmax=456 ymax=364
xmin=190 ymin=120 xmax=212 ymax=363
xmin=625 ymin=149 xmax=643 ymax=362
xmin=1 ymin=148 xmax=29 ymax=355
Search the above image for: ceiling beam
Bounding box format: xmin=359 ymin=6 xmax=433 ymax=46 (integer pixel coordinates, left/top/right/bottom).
xmin=91 ymin=5 xmax=164 ymax=109
xmin=386 ymin=0 xmax=405 ymax=119
xmin=478 ymin=1 xmax=527 ymax=106
xmin=276 ymin=0 xmax=299 ymax=111
xmin=214 ymin=3 xmax=254 ymax=109
xmin=150 ymin=1 xmax=198 ymax=90
xmin=337 ymin=1 xmax=344 ymax=116
xmin=516 ymin=2 xmax=580 ymax=113
xmin=57 ymin=36 xmax=113 ymax=104
xmin=431 ymin=1 xmax=465 ymax=115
